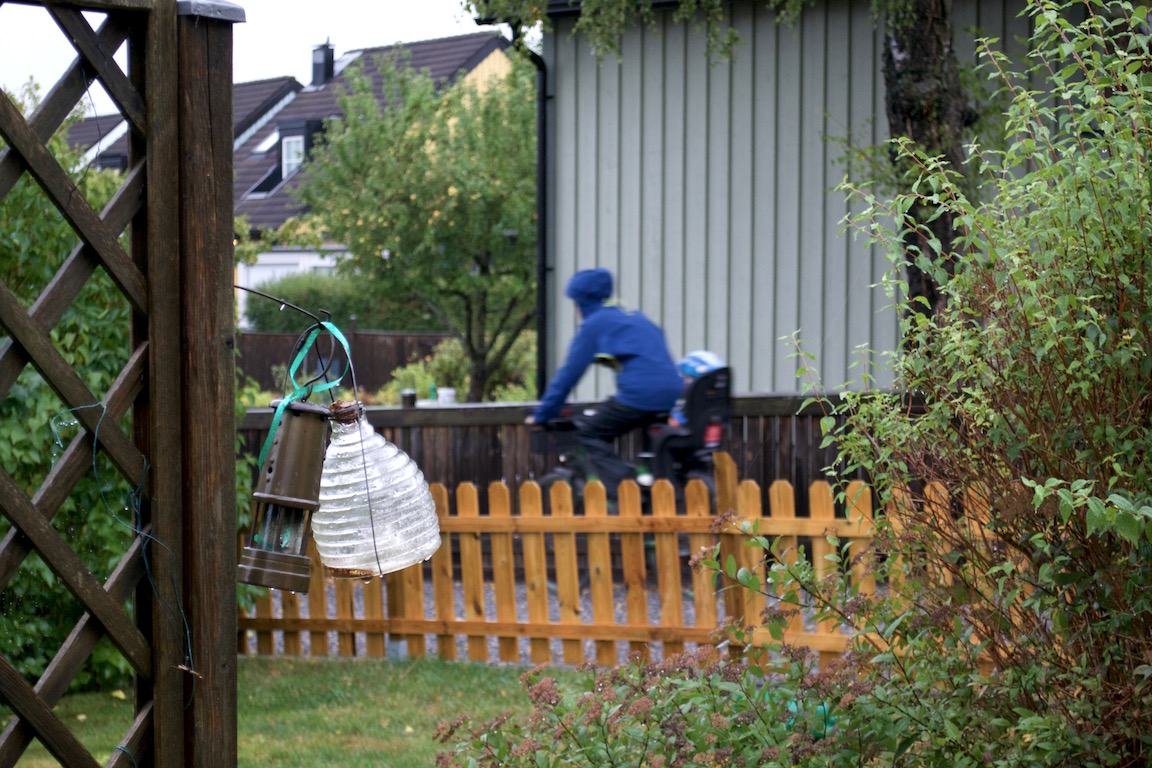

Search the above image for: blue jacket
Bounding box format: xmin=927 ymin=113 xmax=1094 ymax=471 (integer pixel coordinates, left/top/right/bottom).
xmin=534 ymin=269 xmax=684 ymax=423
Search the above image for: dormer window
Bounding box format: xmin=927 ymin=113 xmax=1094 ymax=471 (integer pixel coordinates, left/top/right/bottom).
xmin=282 ymin=134 xmax=305 ymax=178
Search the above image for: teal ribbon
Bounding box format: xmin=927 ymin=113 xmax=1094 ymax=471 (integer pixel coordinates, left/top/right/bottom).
xmin=256 ymin=321 xmax=352 ymax=472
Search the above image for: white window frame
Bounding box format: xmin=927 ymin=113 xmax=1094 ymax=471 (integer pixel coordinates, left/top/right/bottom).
xmin=281 ymin=134 xmax=304 ymax=178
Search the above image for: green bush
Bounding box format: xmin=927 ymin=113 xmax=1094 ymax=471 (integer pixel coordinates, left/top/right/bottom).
xmin=244 ymin=270 xmax=447 ymax=332
xmin=0 ymin=86 xmax=135 ymax=690
xmin=439 ymin=2 xmax=1152 ymax=765
xmin=377 ymin=332 xmax=536 ymax=404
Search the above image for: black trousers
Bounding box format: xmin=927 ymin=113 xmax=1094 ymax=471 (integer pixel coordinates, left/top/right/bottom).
xmin=576 ymin=398 xmax=658 ymax=498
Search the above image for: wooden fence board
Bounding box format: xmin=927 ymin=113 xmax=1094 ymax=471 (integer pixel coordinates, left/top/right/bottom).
xmin=489 ymin=482 xmax=518 ymax=662
xmin=363 ymin=580 xmax=384 ymax=658
xmin=769 ymin=479 xmax=803 ymax=636
xmin=458 ymin=484 xmax=487 ymax=661
xmin=652 ymin=481 xmax=684 ymax=657
xmin=584 ymin=482 xmax=616 ymax=666
xmin=336 ymin=579 xmax=355 ymax=657
xmin=236 ymin=458 xmax=891 ymax=668
xmin=550 ymin=481 xmax=582 ymax=664
xmin=431 ymin=484 xmax=457 ymax=660
xmin=618 ymin=481 xmax=649 ymax=662
xmin=685 ymin=480 xmax=718 ymax=634
xmin=519 ymin=483 xmax=551 ymax=663
xmin=402 ymin=557 xmax=426 ymax=658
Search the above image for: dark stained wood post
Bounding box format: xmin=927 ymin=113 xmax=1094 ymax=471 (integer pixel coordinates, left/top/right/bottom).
xmin=177 ymin=1 xmax=245 ymax=766
xmin=138 ymin=1 xmax=185 ymax=765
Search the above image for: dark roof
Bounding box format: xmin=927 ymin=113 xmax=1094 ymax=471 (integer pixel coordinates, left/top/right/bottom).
xmin=234 ymin=76 xmax=304 ymax=139
xmin=234 ymin=31 xmax=509 ymax=233
xmin=66 ymin=77 xmax=303 ymax=163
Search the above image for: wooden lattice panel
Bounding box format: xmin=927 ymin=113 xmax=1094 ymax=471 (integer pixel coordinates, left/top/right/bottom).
xmin=0 ymin=2 xmax=241 ymax=765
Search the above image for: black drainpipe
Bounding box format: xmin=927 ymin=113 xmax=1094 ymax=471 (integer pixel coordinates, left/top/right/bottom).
xmin=525 ymin=46 xmax=548 ymax=398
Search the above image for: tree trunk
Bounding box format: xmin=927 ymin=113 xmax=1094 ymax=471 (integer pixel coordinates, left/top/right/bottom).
xmin=882 ymin=0 xmax=973 ymax=317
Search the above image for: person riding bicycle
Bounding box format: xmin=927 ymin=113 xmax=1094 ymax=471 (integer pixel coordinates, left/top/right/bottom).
xmin=527 ymin=268 xmax=684 ymax=499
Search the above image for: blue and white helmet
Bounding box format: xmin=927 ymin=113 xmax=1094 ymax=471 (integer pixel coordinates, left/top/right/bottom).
xmin=678 ymin=350 xmax=726 ymax=378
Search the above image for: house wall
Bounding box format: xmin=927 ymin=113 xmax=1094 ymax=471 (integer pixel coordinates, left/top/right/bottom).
xmin=542 ymin=0 xmax=1031 ymax=397
xmin=235 ymin=247 xmax=344 ymax=328
xmin=460 ymin=47 xmax=514 ymax=89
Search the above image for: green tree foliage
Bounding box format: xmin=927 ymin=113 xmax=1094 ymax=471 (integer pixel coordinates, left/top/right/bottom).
xmin=0 ymin=84 xmax=135 ymax=689
xmin=295 ymin=54 xmax=538 ymax=402
xmin=243 ymin=270 xmax=447 ymax=332
xmin=439 ymin=2 xmax=1152 ymax=764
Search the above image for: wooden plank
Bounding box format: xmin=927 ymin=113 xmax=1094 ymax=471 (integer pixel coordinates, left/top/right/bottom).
xmin=737 ymin=480 xmax=767 ymax=642
xmin=361 ymin=580 xmax=383 ymax=658
xmin=281 ymin=591 xmax=303 ymax=656
xmin=0 ymin=282 xmax=146 ymax=483
xmin=385 ymin=571 xmax=405 ymax=655
xmin=306 ymin=539 xmax=327 ymax=657
xmin=583 ymin=482 xmax=616 ymax=666
xmin=0 ymin=14 xmax=130 ymax=199
xmin=25 ymin=0 xmax=155 ymax=9
xmin=254 ymin=591 xmax=274 ymax=655
xmin=550 ymin=480 xmax=582 ymax=664
xmin=335 ymin=579 xmax=356 ymax=656
xmin=457 ymin=483 xmax=487 ymax=662
xmin=685 ymin=479 xmax=718 ymax=636
xmin=178 ymin=12 xmax=239 ymax=764
xmin=0 ymin=468 xmax=150 ymax=673
xmin=49 ymin=7 xmax=145 ymax=130
xmin=652 ymin=481 xmax=684 ymax=657
xmin=489 ymin=482 xmax=519 ymax=663
xmin=846 ymin=480 xmax=876 ymax=598
xmin=0 ymin=343 xmax=145 ymax=590
xmin=401 ymin=562 xmax=426 ymax=658
xmin=0 ymin=656 xmax=100 ymax=767
xmin=769 ymin=480 xmax=803 ymax=636
xmin=618 ymin=480 xmax=648 ymax=662
xmin=0 ymin=536 xmax=145 ymax=763
xmin=106 ymin=701 xmax=153 ymax=768
xmin=0 ymin=163 xmax=144 ymax=397
xmin=434 ymin=513 xmax=871 ymax=538
xmin=0 ymin=92 xmax=147 ymax=313
xmin=431 ymin=484 xmax=456 ymax=660
xmin=519 ymin=482 xmax=551 ymax=663
xmin=237 ymin=615 xmax=855 ymax=653
xmin=809 ymin=479 xmax=840 ymax=668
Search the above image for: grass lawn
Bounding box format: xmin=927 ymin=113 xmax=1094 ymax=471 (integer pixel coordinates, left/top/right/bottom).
xmin=3 ymin=657 xmax=576 ymax=767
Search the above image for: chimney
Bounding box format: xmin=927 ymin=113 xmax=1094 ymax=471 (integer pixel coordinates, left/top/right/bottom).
xmin=312 ymin=40 xmax=334 ymax=86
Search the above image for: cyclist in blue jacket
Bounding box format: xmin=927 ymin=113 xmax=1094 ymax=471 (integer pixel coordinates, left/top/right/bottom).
xmin=528 ymin=268 xmax=684 ymax=498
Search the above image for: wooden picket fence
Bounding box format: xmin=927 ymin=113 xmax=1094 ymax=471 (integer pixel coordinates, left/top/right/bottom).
xmin=236 ymin=453 xmax=877 ymax=668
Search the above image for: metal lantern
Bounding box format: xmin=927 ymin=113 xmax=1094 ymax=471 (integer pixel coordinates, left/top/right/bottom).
xmin=237 ymin=399 xmax=331 ymax=593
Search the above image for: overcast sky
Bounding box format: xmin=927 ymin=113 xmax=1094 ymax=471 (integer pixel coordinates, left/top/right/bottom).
xmin=0 ymin=0 xmax=507 ymax=116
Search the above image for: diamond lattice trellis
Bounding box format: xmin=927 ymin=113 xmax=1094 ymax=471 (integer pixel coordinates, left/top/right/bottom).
xmin=0 ymin=2 xmax=242 ymax=766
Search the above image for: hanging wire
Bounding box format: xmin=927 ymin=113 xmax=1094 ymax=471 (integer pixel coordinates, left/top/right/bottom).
xmin=49 ymin=405 xmax=198 ymax=699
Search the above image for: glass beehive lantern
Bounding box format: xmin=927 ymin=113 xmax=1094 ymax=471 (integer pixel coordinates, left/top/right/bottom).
xmin=312 ymin=400 xmax=441 ymax=578
xmin=237 ymin=399 xmax=331 ymax=593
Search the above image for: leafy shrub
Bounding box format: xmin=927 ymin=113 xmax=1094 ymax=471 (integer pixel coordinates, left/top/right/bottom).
xmin=439 ymin=2 xmax=1152 ymax=765
xmin=244 ymin=270 xmax=447 ymax=332
xmin=377 ymin=332 xmax=536 ymax=404
xmin=0 ymin=86 xmax=135 ymax=690
xmin=436 ymin=646 xmax=849 ymax=767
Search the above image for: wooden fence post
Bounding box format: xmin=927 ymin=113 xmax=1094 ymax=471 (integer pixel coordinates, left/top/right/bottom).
xmin=177 ymin=3 xmax=245 ymax=765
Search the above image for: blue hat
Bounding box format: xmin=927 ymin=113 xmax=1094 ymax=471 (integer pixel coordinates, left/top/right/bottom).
xmin=565 ymin=269 xmax=613 ymax=314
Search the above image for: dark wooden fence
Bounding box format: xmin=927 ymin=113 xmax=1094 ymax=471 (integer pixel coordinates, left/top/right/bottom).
xmin=240 ymin=395 xmax=846 ymax=517
xmin=236 ymin=329 xmax=451 ymax=393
